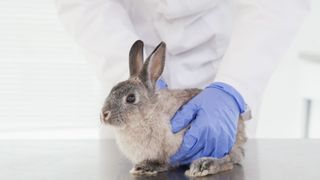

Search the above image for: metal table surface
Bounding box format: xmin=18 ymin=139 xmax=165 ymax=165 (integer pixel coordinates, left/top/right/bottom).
xmin=0 ymin=139 xmax=319 ymax=180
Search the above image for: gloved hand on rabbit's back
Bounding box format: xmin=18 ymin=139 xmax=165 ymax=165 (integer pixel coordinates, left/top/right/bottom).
xmin=169 ymin=82 xmax=247 ymax=165
xmin=100 ymin=40 xmax=247 ymax=177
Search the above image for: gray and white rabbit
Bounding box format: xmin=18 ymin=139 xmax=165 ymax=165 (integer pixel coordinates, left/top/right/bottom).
xmin=100 ymin=40 xmax=247 ymax=177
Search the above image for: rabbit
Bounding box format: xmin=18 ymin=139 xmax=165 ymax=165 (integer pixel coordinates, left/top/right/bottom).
xmin=100 ymin=40 xmax=247 ymax=177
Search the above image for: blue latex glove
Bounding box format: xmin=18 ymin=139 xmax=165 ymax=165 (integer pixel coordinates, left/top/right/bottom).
xmin=170 ymin=82 xmax=246 ymax=165
xmin=156 ymin=79 xmax=168 ymax=90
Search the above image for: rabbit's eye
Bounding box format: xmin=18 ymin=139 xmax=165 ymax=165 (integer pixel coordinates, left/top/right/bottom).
xmin=126 ymin=94 xmax=136 ymax=104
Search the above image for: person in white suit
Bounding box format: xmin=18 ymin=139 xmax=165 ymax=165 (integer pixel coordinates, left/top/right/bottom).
xmin=56 ymin=0 xmax=309 ymax=165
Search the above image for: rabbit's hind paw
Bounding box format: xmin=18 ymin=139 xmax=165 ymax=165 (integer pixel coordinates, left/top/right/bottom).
xmin=185 ymin=157 xmax=233 ymax=177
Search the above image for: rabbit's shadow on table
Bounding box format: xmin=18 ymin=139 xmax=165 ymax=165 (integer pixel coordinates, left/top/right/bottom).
xmin=132 ymin=164 xmax=244 ymax=180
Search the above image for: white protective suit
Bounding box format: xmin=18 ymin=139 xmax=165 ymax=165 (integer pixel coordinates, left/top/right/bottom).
xmin=56 ymin=0 xmax=309 ymax=137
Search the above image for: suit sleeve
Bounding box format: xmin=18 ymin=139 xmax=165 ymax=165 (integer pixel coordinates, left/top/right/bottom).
xmin=55 ymin=0 xmax=138 ymax=56
xmin=214 ymin=0 xmax=310 ymax=117
xmin=55 ymin=0 xmax=139 ymax=88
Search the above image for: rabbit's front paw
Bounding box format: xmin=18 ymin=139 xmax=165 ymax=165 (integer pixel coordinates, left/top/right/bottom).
xmin=130 ymin=160 xmax=167 ymax=176
xmin=185 ymin=157 xmax=233 ymax=177
xmin=130 ymin=166 xmax=157 ymax=176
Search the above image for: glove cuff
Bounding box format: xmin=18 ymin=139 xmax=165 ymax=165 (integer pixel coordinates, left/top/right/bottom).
xmin=206 ymin=82 xmax=246 ymax=114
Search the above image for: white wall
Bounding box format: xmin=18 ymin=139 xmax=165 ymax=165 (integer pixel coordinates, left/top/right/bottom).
xmin=257 ymin=0 xmax=320 ymax=138
xmin=0 ymin=0 xmax=101 ymax=139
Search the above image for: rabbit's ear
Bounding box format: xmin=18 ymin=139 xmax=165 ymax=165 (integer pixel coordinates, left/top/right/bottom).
xmin=129 ymin=40 xmax=144 ymax=77
xmin=140 ymin=42 xmax=166 ymax=90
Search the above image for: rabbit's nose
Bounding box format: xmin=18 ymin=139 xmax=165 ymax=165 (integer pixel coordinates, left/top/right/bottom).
xmin=100 ymin=111 xmax=111 ymax=123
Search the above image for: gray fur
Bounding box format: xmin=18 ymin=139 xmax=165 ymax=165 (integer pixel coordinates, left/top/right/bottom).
xmin=129 ymin=40 xmax=144 ymax=77
xmin=130 ymin=159 xmax=168 ymax=176
xmin=139 ymin=42 xmax=166 ymax=91
xmin=101 ymin=40 xmax=247 ymax=177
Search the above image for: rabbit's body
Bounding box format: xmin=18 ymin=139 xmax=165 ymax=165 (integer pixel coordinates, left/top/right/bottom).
xmin=101 ymin=40 xmax=247 ymax=177
xmin=114 ymin=89 xmax=200 ymax=164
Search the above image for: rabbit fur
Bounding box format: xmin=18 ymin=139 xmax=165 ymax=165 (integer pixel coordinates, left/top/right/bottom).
xmin=101 ymin=40 xmax=247 ymax=177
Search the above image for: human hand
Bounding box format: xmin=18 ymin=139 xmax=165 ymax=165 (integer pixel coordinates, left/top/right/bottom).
xmin=156 ymin=79 xmax=168 ymax=90
xmin=170 ymin=82 xmax=246 ymax=165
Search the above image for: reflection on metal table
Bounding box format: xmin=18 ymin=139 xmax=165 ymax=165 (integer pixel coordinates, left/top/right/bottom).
xmin=0 ymin=139 xmax=319 ymax=180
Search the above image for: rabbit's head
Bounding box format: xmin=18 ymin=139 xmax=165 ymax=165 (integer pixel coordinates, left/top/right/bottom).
xmin=100 ymin=40 xmax=166 ymax=127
